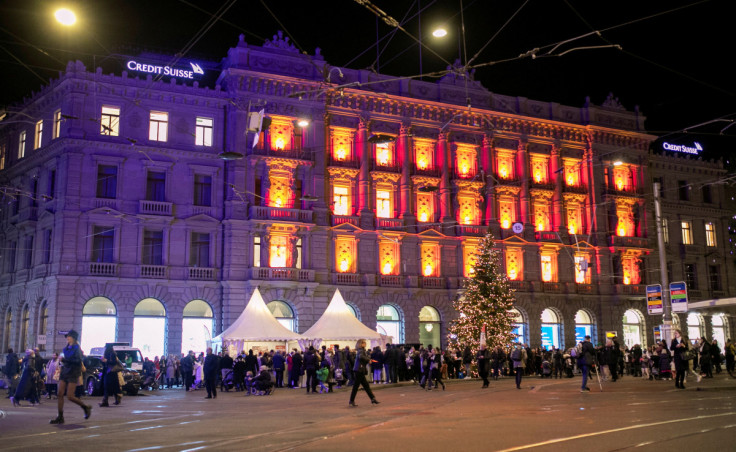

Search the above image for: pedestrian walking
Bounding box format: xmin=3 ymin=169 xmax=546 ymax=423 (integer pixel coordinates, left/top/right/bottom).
xmin=4 ymin=348 xmax=19 ymax=398
xmin=10 ymin=349 xmax=38 ymax=406
xmin=44 ymin=353 xmax=59 ymax=398
xmin=203 ymin=347 xmax=219 ymax=398
xmin=578 ymin=336 xmax=595 ymax=392
xmin=477 ymin=346 xmax=490 ymax=388
xmin=348 ymin=339 xmax=379 ymax=407
xmin=50 ymin=330 xmax=92 ymax=424
xmin=99 ymin=344 xmax=123 ymax=406
xmin=671 ymin=329 xmax=689 ymax=389
xmin=511 ymin=344 xmax=526 ymax=389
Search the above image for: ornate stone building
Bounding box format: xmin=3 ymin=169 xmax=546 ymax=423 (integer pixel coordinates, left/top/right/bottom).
xmin=1 ymin=32 xmax=733 ymax=357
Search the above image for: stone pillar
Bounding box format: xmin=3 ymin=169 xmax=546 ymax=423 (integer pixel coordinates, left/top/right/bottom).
xmin=481 ymin=135 xmax=496 ymax=227
xmin=398 ymin=125 xmax=416 ymax=232
xmin=438 ymin=133 xmax=453 ymax=233
xmin=550 ymin=143 xmax=564 ymax=233
xmin=517 ymin=139 xmax=533 ymax=238
xmin=357 ymin=118 xmax=373 ymax=229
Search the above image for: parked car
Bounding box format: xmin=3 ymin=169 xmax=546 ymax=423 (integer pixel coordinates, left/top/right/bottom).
xmin=82 ymin=354 xmax=142 ymax=396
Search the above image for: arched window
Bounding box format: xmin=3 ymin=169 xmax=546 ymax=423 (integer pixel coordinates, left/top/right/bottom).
xmin=574 ymin=310 xmax=595 ymax=344
xmin=38 ymin=302 xmax=48 ymax=352
xmin=267 ymin=301 xmax=296 ymax=332
xmin=540 ymin=308 xmax=562 ymax=350
xmin=182 ymin=300 xmax=214 ymax=355
xmin=3 ymin=308 xmax=11 ymax=351
xmin=510 ymin=308 xmax=527 ymax=344
xmin=711 ymin=314 xmax=728 ymax=347
xmin=687 ymin=313 xmax=704 ymax=341
xmin=82 ymin=297 xmax=117 ymax=354
xmin=345 ymin=302 xmax=360 ymax=320
xmin=20 ymin=305 xmax=30 ymax=351
xmin=622 ymin=309 xmax=644 ymax=348
xmin=133 ymin=298 xmax=166 ymax=359
xmin=419 ymin=306 xmax=441 ymax=349
xmin=376 ymin=304 xmax=403 ymax=343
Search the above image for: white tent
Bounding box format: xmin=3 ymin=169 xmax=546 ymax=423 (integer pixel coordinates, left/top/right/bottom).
xmin=301 ymin=289 xmax=389 ymax=349
xmin=211 ymin=287 xmax=302 ymax=354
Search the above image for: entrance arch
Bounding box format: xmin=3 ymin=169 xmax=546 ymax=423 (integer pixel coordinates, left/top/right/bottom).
xmin=540 ymin=308 xmax=562 ymax=350
xmin=376 ymin=305 xmax=403 ymax=344
xmin=510 ymin=308 xmax=527 ymax=344
xmin=418 ymin=306 xmax=441 ymax=348
xmin=133 ymin=298 xmax=167 ymax=359
xmin=712 ymin=314 xmax=728 ymax=346
xmin=81 ymin=297 xmax=117 ymax=354
xmin=687 ymin=313 xmax=704 ymax=341
xmin=182 ymin=300 xmax=214 ymax=355
xmin=622 ymin=309 xmax=644 ymax=348
xmin=574 ymin=309 xmax=595 ymax=344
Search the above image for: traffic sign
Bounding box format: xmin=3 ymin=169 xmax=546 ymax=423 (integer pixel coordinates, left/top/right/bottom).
xmin=670 ymin=281 xmax=688 ymax=313
xmin=646 ymin=284 xmax=663 ymax=315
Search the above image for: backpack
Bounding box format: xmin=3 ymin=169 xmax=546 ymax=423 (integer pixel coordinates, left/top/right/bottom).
xmin=334 ymin=368 xmax=343 ymax=380
xmin=511 ymin=349 xmax=522 ymax=361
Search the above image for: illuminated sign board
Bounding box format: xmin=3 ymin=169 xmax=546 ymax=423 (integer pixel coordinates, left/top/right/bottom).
xmin=662 ymin=141 xmax=702 ymax=155
xmin=126 ymin=60 xmax=205 ymax=80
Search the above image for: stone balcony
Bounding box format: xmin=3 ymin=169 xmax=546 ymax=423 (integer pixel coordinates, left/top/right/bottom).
xmin=562 ymin=183 xmax=587 ymax=194
xmin=88 ymin=262 xmax=118 ymax=276
xmin=249 ymin=205 xmax=313 ymax=223
xmin=455 ymin=225 xmax=488 ymax=237
xmin=376 ymin=217 xmax=403 ymax=230
xmin=421 ymin=276 xmax=446 ymax=289
xmin=614 ymin=284 xmax=645 ymax=296
xmin=139 ymin=200 xmax=173 ymax=216
xmin=508 ymin=280 xmax=530 ymax=292
xmin=379 ymin=274 xmax=404 ymax=287
xmin=333 ymin=272 xmax=362 ymax=285
xmin=250 ymin=267 xmax=314 ymax=282
xmin=535 ymin=231 xmax=561 ymax=242
xmin=608 ymin=235 xmax=649 ymax=248
xmin=188 ymin=267 xmax=216 ymax=280
xmin=140 ymin=265 xmax=167 ymax=279
xmin=332 ymin=215 xmax=359 ymax=227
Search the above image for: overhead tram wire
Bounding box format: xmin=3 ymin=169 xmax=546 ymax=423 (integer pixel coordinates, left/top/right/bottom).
xmin=176 ymin=0 xmax=267 ymax=43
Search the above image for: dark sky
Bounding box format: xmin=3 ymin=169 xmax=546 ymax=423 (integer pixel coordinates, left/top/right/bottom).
xmin=1 ymin=0 xmax=734 ymax=157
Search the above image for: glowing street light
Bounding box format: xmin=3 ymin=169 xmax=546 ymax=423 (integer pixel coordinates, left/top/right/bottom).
xmin=432 ymin=27 xmax=448 ymax=38
xmin=54 ymin=8 xmax=77 ymax=26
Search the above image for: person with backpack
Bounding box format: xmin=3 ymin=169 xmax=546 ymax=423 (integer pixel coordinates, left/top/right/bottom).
xmin=510 ymin=344 xmax=526 ymax=389
xmin=578 ymin=336 xmax=595 ymax=392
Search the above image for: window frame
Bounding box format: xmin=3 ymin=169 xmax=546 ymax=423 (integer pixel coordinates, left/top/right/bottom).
xmin=681 ymin=220 xmax=693 ymax=245
xmin=34 ymin=120 xmax=43 ymax=149
xmin=148 ymin=111 xmax=169 ymax=142
xmin=195 ymin=117 xmax=213 ymax=147
xmin=100 ymin=106 xmax=121 ymax=136
xmin=705 ymin=222 xmax=716 ymax=247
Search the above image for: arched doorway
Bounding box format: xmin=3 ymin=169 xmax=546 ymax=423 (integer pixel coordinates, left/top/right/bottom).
xmin=182 ymin=300 xmax=214 ymax=355
xmin=345 ymin=302 xmax=360 ymax=320
xmin=133 ymin=298 xmax=167 ymax=359
xmin=19 ymin=305 xmax=30 ymax=351
xmin=81 ymin=297 xmax=117 ymax=354
xmin=574 ymin=310 xmax=595 ymax=344
xmin=376 ymin=305 xmax=403 ymax=344
xmin=687 ymin=313 xmax=704 ymax=341
xmin=418 ymin=306 xmax=441 ymax=348
xmin=540 ymin=308 xmax=562 ymax=350
xmin=38 ymin=302 xmax=48 ymax=352
xmin=3 ymin=308 xmax=11 ymax=351
xmin=510 ymin=308 xmax=527 ymax=344
xmin=622 ymin=309 xmax=644 ymax=348
xmin=267 ymin=300 xmax=296 ymax=332
xmin=712 ymin=314 xmax=728 ymax=347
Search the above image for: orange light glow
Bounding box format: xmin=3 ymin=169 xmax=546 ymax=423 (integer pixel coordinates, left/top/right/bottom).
xmin=460 ymin=163 xmax=469 ymax=175
xmin=507 ymin=266 xmax=517 ymax=280
xmin=339 ymin=258 xmax=350 ymax=273
xmin=464 ymin=215 xmax=471 ymax=225
xmin=376 ymin=144 xmax=390 ymax=165
xmin=499 ymin=164 xmax=508 ymax=179
xmin=576 ymin=268 xmax=586 ymax=284
xmin=274 ymin=197 xmax=283 ymax=208
xmin=274 ymin=136 xmax=285 ymax=150
xmin=623 ymin=274 xmax=631 ymax=285
xmin=566 ymin=174 xmax=575 ymax=185
xmin=501 ymin=217 xmax=511 ymax=229
xmin=336 ymin=147 xmax=346 ymax=160
xmin=423 ymin=263 xmax=433 ymax=277
xmin=568 ymin=222 xmax=576 ymax=235
xmin=382 ymin=262 xmax=393 ymax=275
xmin=417 ymin=157 xmax=428 ymax=170
xmin=541 ymin=256 xmax=553 ymax=282
xmin=616 ymin=178 xmax=624 ymax=191
xmin=534 ymin=171 xmax=542 ymax=183
xmin=419 ymin=212 xmax=428 ymax=222
xmin=270 ymin=245 xmax=287 ymax=268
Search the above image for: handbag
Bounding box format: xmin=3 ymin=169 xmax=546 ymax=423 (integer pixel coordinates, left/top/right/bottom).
xmin=118 ymin=371 xmax=125 ymax=387
xmin=53 ymin=362 xmax=61 ymax=381
xmin=110 ymin=357 xmax=125 ymax=373
xmin=680 ymin=349 xmax=696 ymax=361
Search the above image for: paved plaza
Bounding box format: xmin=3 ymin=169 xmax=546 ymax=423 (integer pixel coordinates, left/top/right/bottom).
xmin=1 ymin=374 xmax=735 ymax=451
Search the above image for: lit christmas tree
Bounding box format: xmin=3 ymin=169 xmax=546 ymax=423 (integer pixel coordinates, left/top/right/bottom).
xmin=448 ymin=233 xmax=517 ymax=356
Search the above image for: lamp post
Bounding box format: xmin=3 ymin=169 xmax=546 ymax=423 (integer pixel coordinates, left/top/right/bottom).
xmin=653 ymin=181 xmax=673 ymax=343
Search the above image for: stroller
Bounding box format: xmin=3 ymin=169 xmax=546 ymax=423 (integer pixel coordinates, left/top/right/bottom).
xmin=244 ymin=372 xmax=274 ymax=396
xmin=220 ymin=369 xmax=234 ymax=391
xmin=141 ymin=371 xmax=160 ymax=391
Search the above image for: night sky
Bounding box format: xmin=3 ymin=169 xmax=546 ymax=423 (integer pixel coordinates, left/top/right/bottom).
xmin=1 ymin=0 xmax=734 ymax=160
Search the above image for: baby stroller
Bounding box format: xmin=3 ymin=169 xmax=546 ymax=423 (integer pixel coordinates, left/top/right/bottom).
xmin=220 ymin=369 xmax=234 ymax=391
xmin=141 ymin=371 xmax=160 ymax=391
xmin=541 ymin=360 xmax=552 ymax=378
xmin=244 ymin=372 xmax=274 ymax=396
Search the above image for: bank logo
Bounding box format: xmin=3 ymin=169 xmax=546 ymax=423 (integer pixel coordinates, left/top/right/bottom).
xmin=190 ymin=62 xmax=205 ymax=75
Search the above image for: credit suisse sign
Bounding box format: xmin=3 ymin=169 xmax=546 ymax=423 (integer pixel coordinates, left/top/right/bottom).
xmin=126 ymin=60 xmax=205 ymax=80
xmin=661 ymin=141 xmax=702 ymax=155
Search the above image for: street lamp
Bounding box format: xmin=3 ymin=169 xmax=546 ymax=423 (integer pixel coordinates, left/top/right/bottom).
xmin=54 ymin=8 xmax=76 ymax=26
xmin=432 ymin=27 xmax=448 ymax=38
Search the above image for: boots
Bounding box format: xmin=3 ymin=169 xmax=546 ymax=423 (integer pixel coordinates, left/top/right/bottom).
xmin=83 ymin=404 xmax=92 ymax=419
xmin=50 ymin=412 xmax=64 ymax=424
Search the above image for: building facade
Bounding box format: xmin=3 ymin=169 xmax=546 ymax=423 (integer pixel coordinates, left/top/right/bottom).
xmin=1 ymin=33 xmax=733 ymax=357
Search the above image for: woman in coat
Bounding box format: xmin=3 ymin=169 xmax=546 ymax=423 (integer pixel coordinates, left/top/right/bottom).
xmin=348 ymin=339 xmax=379 ymax=407
xmin=165 ymin=354 xmax=176 ymax=388
xmin=370 ymin=346 xmax=384 ymax=384
xmin=99 ymin=344 xmax=122 ymax=407
xmin=670 ymin=329 xmax=688 ymax=389
xmin=699 ymin=337 xmax=713 ymax=378
xmin=10 ymin=349 xmax=37 ymax=407
xmin=44 ymin=353 xmax=59 ymax=398
xmin=50 ymin=330 xmax=92 ymax=424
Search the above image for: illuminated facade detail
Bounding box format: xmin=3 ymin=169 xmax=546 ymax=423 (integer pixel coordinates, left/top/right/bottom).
xmin=574 ymin=255 xmax=591 ymax=284
xmin=269 ymin=117 xmax=294 ymax=151
xmin=505 ymin=247 xmax=523 ymax=280
xmin=421 ymin=243 xmax=439 ymax=277
xmin=530 ymin=154 xmax=549 ymax=184
xmin=705 ymin=222 xmax=717 ymax=247
xmin=615 ymin=202 xmax=635 ymax=237
xmin=375 ymin=142 xmax=394 ymax=166
xmin=269 ymin=235 xmax=288 ymax=268
xmin=457 ymin=194 xmax=478 ymax=225
xmin=498 ymin=196 xmax=516 ymax=229
xmin=612 ymin=165 xmax=633 ymax=191
xmin=540 ymin=249 xmax=558 ymax=282
xmin=333 ymin=185 xmax=350 ymax=215
xmin=331 ymin=128 xmax=353 ymax=161
xmin=335 ymin=237 xmax=356 ymax=273
xmin=379 ymin=240 xmax=399 ymax=275
xmin=563 ymin=159 xmax=581 ymax=187
xmin=496 ymin=150 xmax=515 ymax=180
xmin=376 ymin=188 xmax=392 ymax=218
xmin=621 ymin=253 xmax=641 ymax=285
xmin=533 ymin=200 xmax=551 ymax=232
xmin=567 ymin=206 xmax=581 ymax=234
xmin=416 ymin=192 xmax=434 ymax=223
xmin=268 ymin=175 xmax=291 ymax=208
xmin=414 ymin=139 xmax=434 ymax=170
xmin=463 ymin=241 xmax=479 ymax=277
xmin=455 ymin=144 xmax=476 ymax=178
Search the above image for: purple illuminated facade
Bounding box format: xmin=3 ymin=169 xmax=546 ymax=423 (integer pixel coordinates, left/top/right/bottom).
xmin=1 ymin=33 xmax=733 ymax=357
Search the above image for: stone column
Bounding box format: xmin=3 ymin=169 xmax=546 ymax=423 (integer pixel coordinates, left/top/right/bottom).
xmin=398 ymin=125 xmax=416 ymax=232
xmin=481 ymin=135 xmax=496 ymax=227
xmin=517 ymin=139 xmax=532 ymax=237
xmin=550 ymin=143 xmax=564 ymax=233
xmin=438 ymin=133 xmax=453 ymax=233
xmin=357 ymin=118 xmax=373 ymax=229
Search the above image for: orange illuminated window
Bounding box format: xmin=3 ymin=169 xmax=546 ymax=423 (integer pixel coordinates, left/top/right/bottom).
xmin=463 ymin=242 xmax=479 ymax=277
xmin=376 ymin=142 xmax=393 ymax=166
xmin=497 ymin=152 xmax=515 ymax=180
xmin=574 ymin=255 xmax=590 ymax=284
xmin=613 ymin=166 xmax=632 ymax=191
xmin=457 ymin=195 xmax=477 ymax=225
xmin=335 ymin=238 xmax=356 ymax=273
xmin=421 ymin=243 xmax=439 ymax=277
xmin=376 ymin=189 xmax=392 ymax=218
xmin=505 ymin=247 xmax=523 ymax=280
xmin=269 ymin=236 xmax=288 ymax=268
xmin=267 ymin=175 xmax=291 ymax=208
xmin=415 ymin=140 xmax=434 ymax=171
xmin=564 ymin=160 xmax=581 ymax=187
xmin=622 ymin=255 xmax=641 ymax=285
xmin=269 ymin=118 xmax=294 ymax=151
xmin=456 ymin=145 xmax=476 ymax=178
xmin=416 ymin=192 xmax=433 ymax=223
xmin=616 ymin=203 xmax=634 ymax=237
xmin=333 ymin=186 xmax=350 ymax=215
xmin=540 ymin=251 xmax=558 ymax=282
xmin=331 ymin=129 xmax=353 ymax=161
xmin=567 ymin=205 xmax=582 ymax=235
xmin=534 ymin=201 xmax=550 ymax=232
xmin=379 ymin=241 xmax=399 ymax=275
xmin=499 ymin=198 xmax=516 ymax=229
xmin=530 ymin=155 xmax=549 ymax=184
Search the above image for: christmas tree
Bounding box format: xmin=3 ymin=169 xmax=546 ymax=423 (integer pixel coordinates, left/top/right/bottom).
xmin=448 ymin=233 xmax=517 ymax=355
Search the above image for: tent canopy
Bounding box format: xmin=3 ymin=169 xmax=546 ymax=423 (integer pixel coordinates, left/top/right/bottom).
xmin=301 ymin=289 xmax=383 ymax=341
xmin=212 ymin=287 xmax=302 ymax=343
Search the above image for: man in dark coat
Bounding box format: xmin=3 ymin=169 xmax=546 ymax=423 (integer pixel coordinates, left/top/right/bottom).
xmin=303 ymin=346 xmax=318 ymax=393
xmin=244 ymin=350 xmax=258 ymax=376
xmin=4 ymin=348 xmax=20 ymax=397
xmin=272 ymin=351 xmax=285 ymax=388
xmin=711 ymin=340 xmax=722 ymax=374
xmin=203 ymin=347 xmax=219 ymax=399
xmin=289 ymin=350 xmax=303 ymax=388
xmin=579 ymin=336 xmax=596 ymax=392
xmin=179 ymin=350 xmax=194 ymax=391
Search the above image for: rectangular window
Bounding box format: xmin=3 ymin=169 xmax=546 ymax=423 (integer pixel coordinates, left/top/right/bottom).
xmin=681 ymin=221 xmax=693 ymax=245
xmin=193 ymin=174 xmax=212 ymax=206
xmin=195 ymin=117 xmax=213 ymax=146
xmin=295 ymin=238 xmax=302 ymax=269
xmin=678 ymin=180 xmax=689 ymax=201
xmin=705 ymin=222 xmax=716 ymax=247
xmin=662 ymin=219 xmax=669 ymax=244
xmin=253 ymin=236 xmax=261 ymax=267
xmin=684 ymin=263 xmax=697 ymax=290
xmin=18 ymin=131 xmax=26 ymax=158
xmin=48 ymin=170 xmax=56 ymax=199
xmin=148 ymin=111 xmax=168 ymax=142
xmin=92 ymin=226 xmax=115 ymax=263
xmin=8 ymin=241 xmax=17 ymax=272
xmin=376 ymin=189 xmax=391 ymax=218
xmin=43 ymin=229 xmax=52 ymax=264
xmin=189 ymin=232 xmax=210 ymax=267
xmin=0 ymin=143 xmax=5 ymax=170
xmin=100 ymin=106 xmax=120 ymax=136
xmin=24 ymin=235 xmax=34 ymax=269
xmin=540 ymin=254 xmax=554 ymax=282
xmin=709 ymin=265 xmax=721 ymax=291
xmin=702 ymin=185 xmax=712 ymax=204
xmin=333 ymin=186 xmax=349 ymax=216
xmin=53 ymin=110 xmax=62 ymax=139
xmin=142 ymin=230 xmax=164 ymax=265
xmin=146 ymin=171 xmax=166 ymax=202
xmin=96 ymin=165 xmax=118 ymax=199
xmin=574 ymin=255 xmax=590 ymax=284
xmin=34 ymin=120 xmax=43 ymax=149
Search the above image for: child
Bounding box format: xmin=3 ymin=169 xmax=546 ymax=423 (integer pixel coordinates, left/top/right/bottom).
xmin=541 ymin=359 xmax=552 ymax=378
xmin=316 ymin=366 xmax=329 ymax=393
xmin=641 ymin=350 xmax=651 ymax=380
